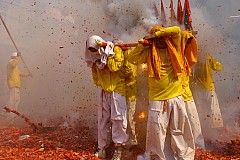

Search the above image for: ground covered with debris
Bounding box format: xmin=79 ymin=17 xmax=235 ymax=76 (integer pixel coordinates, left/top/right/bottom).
xmin=0 ymin=123 xmax=239 ymax=160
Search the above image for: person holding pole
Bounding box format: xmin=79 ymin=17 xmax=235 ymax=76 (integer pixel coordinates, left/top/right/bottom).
xmin=85 ymin=35 xmax=128 ymax=160
xmin=0 ymin=15 xmax=32 ymax=122
xmin=7 ymin=52 xmax=32 ymax=121
xmin=128 ymin=25 xmax=195 ymax=160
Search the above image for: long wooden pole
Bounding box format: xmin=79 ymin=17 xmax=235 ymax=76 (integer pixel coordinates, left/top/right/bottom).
xmin=0 ymin=14 xmax=32 ymax=75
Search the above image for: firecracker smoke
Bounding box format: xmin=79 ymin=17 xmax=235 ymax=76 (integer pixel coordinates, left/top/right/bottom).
xmin=0 ymin=0 xmax=239 ymax=144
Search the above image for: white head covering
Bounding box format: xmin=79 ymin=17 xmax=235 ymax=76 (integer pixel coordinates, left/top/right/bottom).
xmin=12 ymin=52 xmax=18 ymax=57
xmin=85 ymin=35 xmax=114 ymax=69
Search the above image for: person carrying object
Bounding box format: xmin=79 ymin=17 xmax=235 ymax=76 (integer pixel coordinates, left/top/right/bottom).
xmin=85 ymin=35 xmax=128 ymax=160
xmin=7 ymin=52 xmax=32 ymax=121
xmin=128 ymin=25 xmax=195 ymax=160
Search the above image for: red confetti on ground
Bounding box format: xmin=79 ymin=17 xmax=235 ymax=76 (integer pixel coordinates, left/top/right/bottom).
xmin=0 ymin=126 xmax=99 ymax=159
xmin=0 ymin=125 xmax=239 ymax=159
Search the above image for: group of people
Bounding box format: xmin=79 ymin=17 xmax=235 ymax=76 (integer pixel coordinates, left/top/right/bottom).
xmin=1 ymin=24 xmax=223 ymax=160
xmin=85 ymin=25 xmax=224 ymax=160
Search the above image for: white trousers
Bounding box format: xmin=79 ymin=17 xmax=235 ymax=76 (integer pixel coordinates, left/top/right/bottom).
xmin=145 ymin=96 xmax=195 ymax=160
xmin=9 ymin=87 xmax=20 ymax=111
xmin=185 ymin=100 xmax=205 ymax=150
xmin=127 ymin=100 xmax=137 ymax=142
xmin=98 ymin=89 xmax=128 ymax=149
xmin=208 ymin=91 xmax=223 ymax=128
xmin=193 ymin=89 xmax=223 ymax=129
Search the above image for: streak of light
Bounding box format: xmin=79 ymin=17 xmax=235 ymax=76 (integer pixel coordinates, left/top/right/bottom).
xmin=230 ymin=15 xmax=240 ymax=18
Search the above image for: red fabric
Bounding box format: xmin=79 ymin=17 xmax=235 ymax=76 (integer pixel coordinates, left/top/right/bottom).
xmin=169 ymin=0 xmax=177 ymax=24
xmin=182 ymin=0 xmax=193 ymax=30
xmin=160 ymin=0 xmax=167 ymax=25
xmin=177 ymin=0 xmax=183 ymax=24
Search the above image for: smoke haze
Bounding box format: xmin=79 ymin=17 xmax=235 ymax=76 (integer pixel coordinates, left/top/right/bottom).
xmin=0 ymin=0 xmax=239 ymax=140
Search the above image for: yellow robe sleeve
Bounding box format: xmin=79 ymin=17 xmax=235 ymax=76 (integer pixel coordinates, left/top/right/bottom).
xmin=91 ymin=64 xmax=99 ymax=86
xmin=107 ymin=46 xmax=124 ymax=72
xmin=209 ymin=55 xmax=222 ymax=71
xmin=155 ymin=26 xmax=181 ymax=38
xmin=127 ymin=44 xmax=148 ymax=65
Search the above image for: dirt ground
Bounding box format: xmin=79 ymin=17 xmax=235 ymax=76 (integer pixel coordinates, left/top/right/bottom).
xmin=0 ymin=112 xmax=239 ymax=160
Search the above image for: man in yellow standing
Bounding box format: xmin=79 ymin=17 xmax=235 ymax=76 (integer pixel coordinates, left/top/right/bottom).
xmin=7 ymin=52 xmax=32 ymax=121
xmin=128 ymin=26 xmax=195 ymax=160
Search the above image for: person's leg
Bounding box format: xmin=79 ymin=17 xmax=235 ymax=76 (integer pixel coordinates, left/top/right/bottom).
xmin=185 ymin=99 xmax=206 ymax=150
xmin=8 ymin=87 xmax=20 ymax=120
xmin=111 ymin=92 xmax=128 ymax=160
xmin=14 ymin=87 xmax=20 ymax=111
xmin=126 ymin=100 xmax=138 ymax=145
xmin=169 ymin=96 xmax=195 ymax=159
xmin=208 ymin=90 xmax=223 ymax=128
xmin=96 ymin=90 xmax=111 ymax=158
xmin=144 ymin=101 xmax=171 ymax=160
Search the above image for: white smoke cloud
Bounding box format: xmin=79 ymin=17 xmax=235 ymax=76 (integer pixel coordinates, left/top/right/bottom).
xmin=0 ymin=0 xmax=239 ymax=140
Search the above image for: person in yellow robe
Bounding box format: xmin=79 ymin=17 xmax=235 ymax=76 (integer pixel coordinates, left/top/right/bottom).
xmin=128 ymin=26 xmax=195 ymax=160
xmin=85 ymin=35 xmax=128 ymax=160
xmin=192 ymin=53 xmax=223 ymax=132
xmin=7 ymin=52 xmax=31 ymax=120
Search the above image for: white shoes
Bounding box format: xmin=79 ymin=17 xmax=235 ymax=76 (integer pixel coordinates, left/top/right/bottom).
xmin=95 ymin=148 xmax=106 ymax=159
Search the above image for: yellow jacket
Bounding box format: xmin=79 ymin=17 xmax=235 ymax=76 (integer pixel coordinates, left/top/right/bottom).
xmin=194 ymin=54 xmax=222 ymax=91
xmin=91 ymin=46 xmax=126 ymax=96
xmin=123 ymin=49 xmax=137 ymax=101
xmin=7 ymin=57 xmax=28 ymax=88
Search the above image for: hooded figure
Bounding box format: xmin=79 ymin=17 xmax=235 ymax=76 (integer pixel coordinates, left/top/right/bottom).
xmin=128 ymin=25 xmax=195 ymax=160
xmin=85 ymin=35 xmax=114 ymax=69
xmin=85 ymin=35 xmax=128 ymax=160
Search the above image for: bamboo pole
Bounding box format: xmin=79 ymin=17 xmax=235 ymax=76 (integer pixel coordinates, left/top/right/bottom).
xmin=0 ymin=14 xmax=32 ymax=75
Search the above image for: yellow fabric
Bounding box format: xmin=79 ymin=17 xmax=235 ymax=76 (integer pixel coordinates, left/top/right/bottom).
xmin=147 ymin=40 xmax=162 ymax=78
xmin=91 ymin=46 xmax=126 ymax=96
xmin=154 ymin=28 xmax=198 ymax=77
xmin=181 ymin=72 xmax=193 ymax=101
xmin=147 ymin=26 xmax=185 ymax=79
xmin=7 ymin=57 xmax=28 ymax=88
xmin=181 ymin=31 xmax=198 ymax=101
xmin=150 ymin=25 xmax=164 ymax=34
xmin=124 ymin=50 xmax=137 ymax=101
xmin=128 ymin=45 xmax=184 ymax=101
xmin=148 ymin=48 xmax=184 ymax=100
xmin=181 ymin=31 xmax=198 ymax=76
xmin=194 ymin=54 xmax=222 ymax=91
xmin=155 ymin=26 xmax=181 ymax=38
